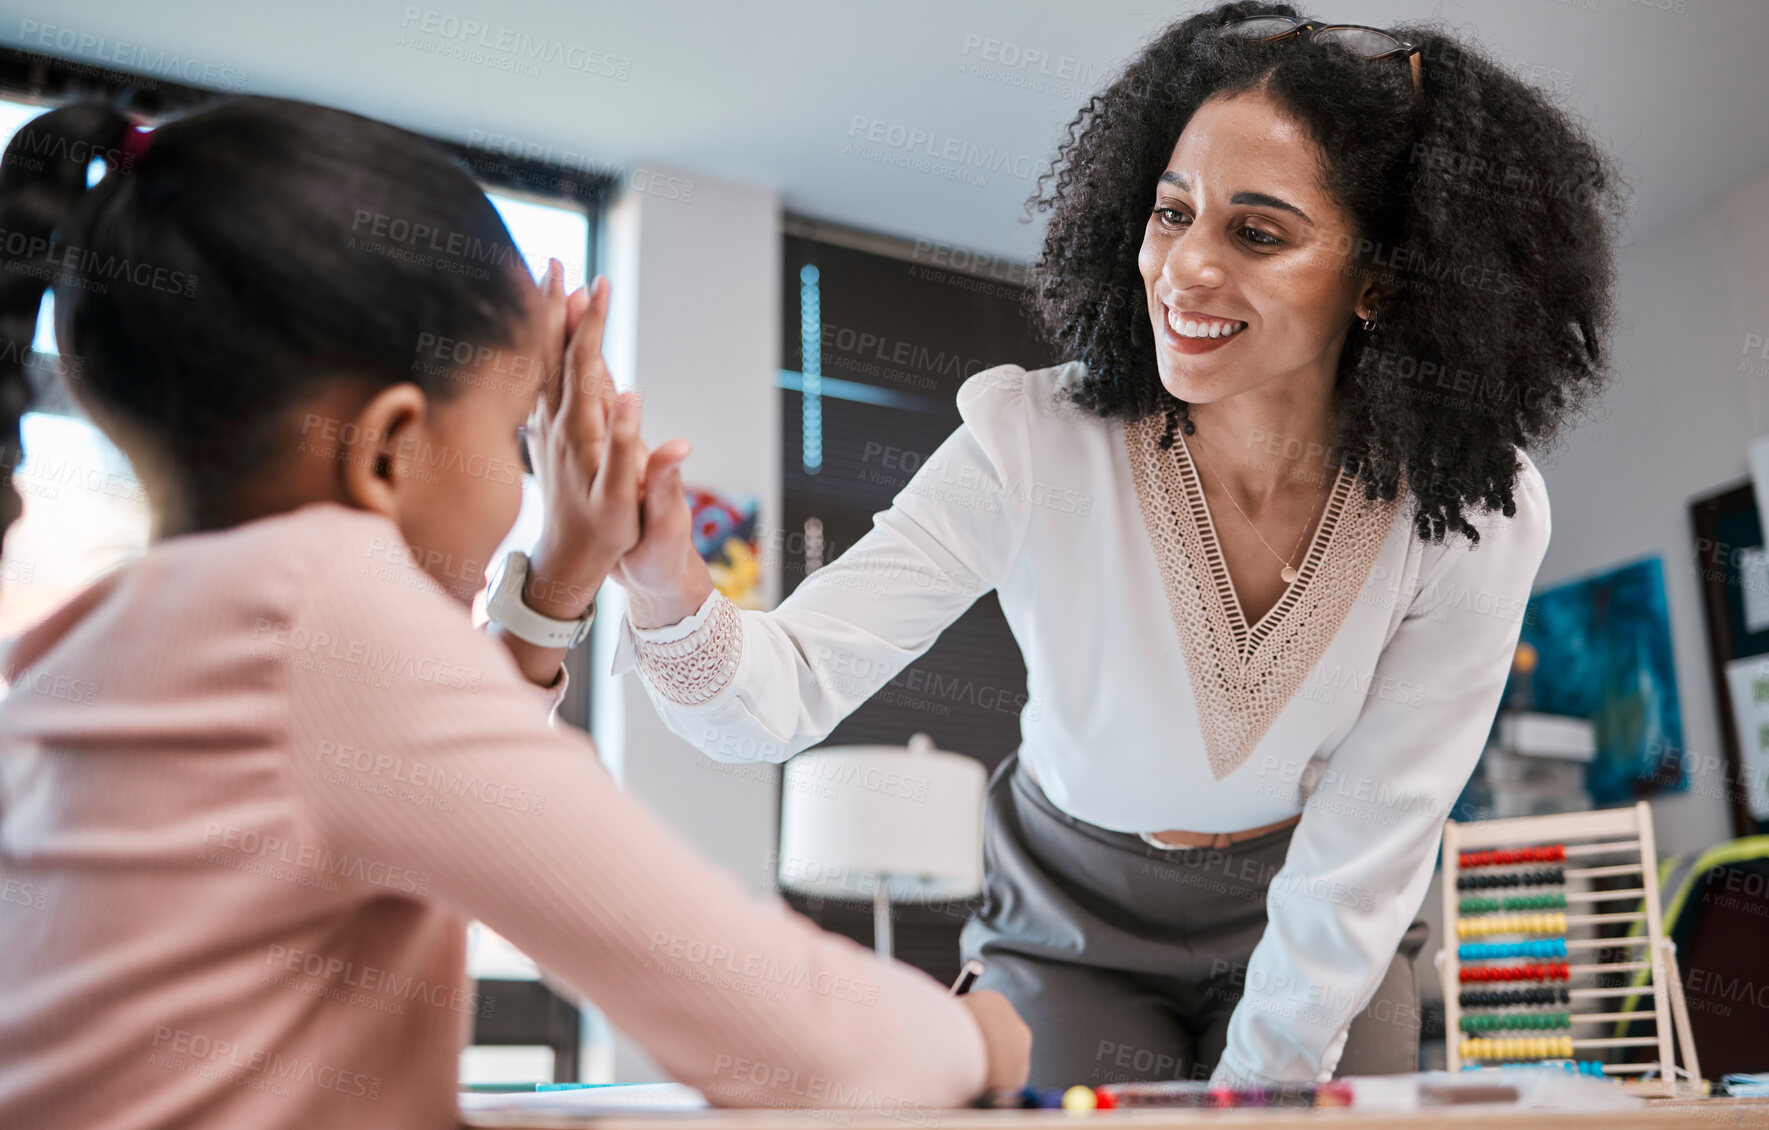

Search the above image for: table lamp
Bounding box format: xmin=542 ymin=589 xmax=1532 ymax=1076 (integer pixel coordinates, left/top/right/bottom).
xmin=776 ymin=732 xmax=985 ymax=959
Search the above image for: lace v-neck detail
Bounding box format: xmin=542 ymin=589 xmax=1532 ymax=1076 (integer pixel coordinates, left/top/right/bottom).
xmin=1123 ymin=412 xmax=1401 ymax=781
xmin=1173 ymin=430 xmax=1352 ymax=651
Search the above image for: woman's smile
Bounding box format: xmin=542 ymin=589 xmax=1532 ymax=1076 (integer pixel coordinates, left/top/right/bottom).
xmin=1161 ymin=304 xmax=1250 ymax=355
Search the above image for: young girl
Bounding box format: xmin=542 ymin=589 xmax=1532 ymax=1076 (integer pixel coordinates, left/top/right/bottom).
xmin=0 ymin=97 xmax=1028 ymax=1130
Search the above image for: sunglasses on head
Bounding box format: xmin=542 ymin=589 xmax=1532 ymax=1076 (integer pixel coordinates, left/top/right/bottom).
xmin=1220 ymin=15 xmax=1423 ymax=92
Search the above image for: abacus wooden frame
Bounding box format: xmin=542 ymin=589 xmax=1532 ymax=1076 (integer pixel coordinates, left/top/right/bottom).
xmin=1438 ymin=801 xmax=1702 ymax=1098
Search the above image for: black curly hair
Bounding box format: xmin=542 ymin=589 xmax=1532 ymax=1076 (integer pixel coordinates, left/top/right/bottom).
xmin=1027 ymin=1 xmax=1627 ymax=546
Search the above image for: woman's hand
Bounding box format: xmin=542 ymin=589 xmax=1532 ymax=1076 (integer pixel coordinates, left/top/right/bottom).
xmin=522 ymin=261 xmax=654 ymax=621
xmin=610 ymin=435 xmax=714 ymax=630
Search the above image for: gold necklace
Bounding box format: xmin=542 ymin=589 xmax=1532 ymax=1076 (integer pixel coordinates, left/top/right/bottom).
xmin=1182 ymin=431 xmax=1322 ymax=585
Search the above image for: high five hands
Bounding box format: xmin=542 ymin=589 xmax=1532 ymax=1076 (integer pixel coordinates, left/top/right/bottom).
xmin=520 ymin=259 xmax=712 ymax=643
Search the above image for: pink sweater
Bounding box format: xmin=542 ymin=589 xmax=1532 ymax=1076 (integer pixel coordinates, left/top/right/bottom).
xmin=0 ymin=502 xmax=987 ymax=1130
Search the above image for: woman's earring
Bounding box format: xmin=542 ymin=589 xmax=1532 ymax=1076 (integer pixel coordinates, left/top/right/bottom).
xmin=1362 ymin=309 xmax=1379 ymax=331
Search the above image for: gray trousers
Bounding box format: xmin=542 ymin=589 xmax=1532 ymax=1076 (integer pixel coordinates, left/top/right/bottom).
xmin=958 ymin=751 xmax=1429 ymax=1088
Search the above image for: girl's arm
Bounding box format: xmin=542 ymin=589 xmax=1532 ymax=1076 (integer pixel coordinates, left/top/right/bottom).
xmin=279 ymin=510 xmax=1024 ymax=1107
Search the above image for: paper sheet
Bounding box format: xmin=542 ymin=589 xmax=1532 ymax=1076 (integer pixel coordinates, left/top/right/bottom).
xmin=460 ymin=1082 xmax=709 ymax=1114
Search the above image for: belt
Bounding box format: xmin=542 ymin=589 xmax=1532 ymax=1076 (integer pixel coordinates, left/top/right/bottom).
xmin=1019 ymin=759 xmax=1303 ymax=850
xmin=1137 ymin=812 xmax=1303 ymax=850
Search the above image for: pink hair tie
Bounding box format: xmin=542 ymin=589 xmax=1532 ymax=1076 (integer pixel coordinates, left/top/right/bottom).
xmin=120 ymin=123 xmax=154 ymax=169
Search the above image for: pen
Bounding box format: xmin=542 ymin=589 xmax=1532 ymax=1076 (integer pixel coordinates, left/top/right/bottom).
xmin=949 ymin=959 xmax=984 ymax=996
xmin=460 ymin=1082 xmax=610 ymax=1093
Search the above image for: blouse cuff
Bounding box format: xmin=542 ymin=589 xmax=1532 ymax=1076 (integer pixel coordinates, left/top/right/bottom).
xmin=1209 ymin=1053 xmax=1283 ymax=1090
xmin=629 ymin=586 xmax=725 ymax=643
xmin=619 ymin=589 xmax=744 ymax=708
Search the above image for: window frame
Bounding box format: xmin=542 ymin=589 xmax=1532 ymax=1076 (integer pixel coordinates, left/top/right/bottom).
xmin=0 ymin=42 xmax=614 ymax=409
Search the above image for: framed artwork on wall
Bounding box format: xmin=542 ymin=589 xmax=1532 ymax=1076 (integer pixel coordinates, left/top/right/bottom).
xmin=1690 ymin=479 xmax=1769 ymax=838
xmin=1515 ymin=555 xmax=1686 ymax=807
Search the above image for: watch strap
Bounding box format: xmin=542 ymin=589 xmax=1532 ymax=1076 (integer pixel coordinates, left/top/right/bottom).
xmin=487 ymin=550 xmax=596 ymax=650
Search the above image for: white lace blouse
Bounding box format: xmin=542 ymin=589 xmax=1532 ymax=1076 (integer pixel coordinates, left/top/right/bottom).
xmin=611 ymin=361 xmax=1552 ymax=1087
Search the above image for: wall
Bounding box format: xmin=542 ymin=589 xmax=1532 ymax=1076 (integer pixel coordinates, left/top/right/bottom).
xmin=589 ymin=165 xmax=785 ymax=1081
xmin=1531 ymin=165 xmax=1769 ymax=860
xmin=1412 ymin=165 xmax=1769 ymax=1028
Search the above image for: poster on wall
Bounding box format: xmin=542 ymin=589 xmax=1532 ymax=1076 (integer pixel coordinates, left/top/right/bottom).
xmin=1511 ymin=554 xmax=1686 ymax=805
xmin=686 ymin=487 xmax=762 ymax=610
xmin=1721 ymin=657 xmax=1769 ymax=822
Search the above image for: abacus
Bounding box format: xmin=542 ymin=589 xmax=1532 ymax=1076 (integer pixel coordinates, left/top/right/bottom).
xmin=1438 ymin=801 xmax=1701 ymax=1097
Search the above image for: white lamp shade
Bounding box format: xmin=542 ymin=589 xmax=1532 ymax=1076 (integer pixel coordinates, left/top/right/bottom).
xmin=776 ymin=732 xmax=985 ymax=903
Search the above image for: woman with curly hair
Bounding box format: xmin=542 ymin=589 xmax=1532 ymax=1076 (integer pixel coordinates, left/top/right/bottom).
xmin=614 ymin=0 xmax=1623 ymax=1090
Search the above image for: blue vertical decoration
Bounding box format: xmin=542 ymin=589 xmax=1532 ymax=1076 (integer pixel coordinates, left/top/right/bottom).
xmin=799 ymin=264 xmax=822 ymax=475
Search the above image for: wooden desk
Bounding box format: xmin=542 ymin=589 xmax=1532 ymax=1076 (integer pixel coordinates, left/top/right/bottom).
xmin=463 ymin=1097 xmax=1769 ymax=1129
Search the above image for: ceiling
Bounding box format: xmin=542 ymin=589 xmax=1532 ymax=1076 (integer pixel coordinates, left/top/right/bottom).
xmin=4 ymin=0 xmax=1764 ymax=261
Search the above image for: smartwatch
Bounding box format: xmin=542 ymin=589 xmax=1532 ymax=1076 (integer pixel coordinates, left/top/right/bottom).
xmin=486 ymin=550 xmax=596 ymax=650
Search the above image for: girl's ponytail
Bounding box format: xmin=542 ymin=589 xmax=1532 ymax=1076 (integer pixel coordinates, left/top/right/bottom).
xmin=0 ymin=102 xmax=133 ymax=547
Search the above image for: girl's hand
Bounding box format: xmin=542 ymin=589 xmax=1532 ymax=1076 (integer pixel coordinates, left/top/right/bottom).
xmin=958 ymin=991 xmax=1032 ymax=1091
xmin=523 ymin=261 xmax=654 ymax=620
